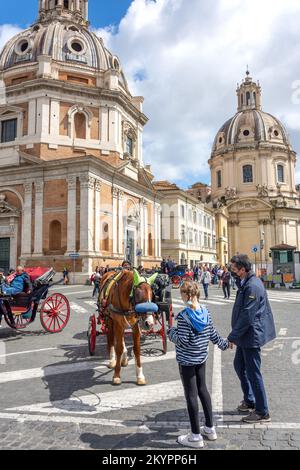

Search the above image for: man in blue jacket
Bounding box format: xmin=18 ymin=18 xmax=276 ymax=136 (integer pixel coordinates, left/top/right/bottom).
xmin=228 ymin=254 xmax=276 ymax=424
xmin=1 ymin=266 xmax=31 ymax=296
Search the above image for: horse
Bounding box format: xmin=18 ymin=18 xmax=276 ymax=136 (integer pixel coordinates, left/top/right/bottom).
xmin=98 ymin=269 xmax=158 ymax=386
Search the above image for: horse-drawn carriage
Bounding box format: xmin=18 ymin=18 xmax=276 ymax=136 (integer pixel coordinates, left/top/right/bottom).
xmin=169 ymin=264 xmax=194 ymax=288
xmin=87 ymin=269 xmax=173 ymax=385
xmin=0 ymin=267 xmax=70 ymax=332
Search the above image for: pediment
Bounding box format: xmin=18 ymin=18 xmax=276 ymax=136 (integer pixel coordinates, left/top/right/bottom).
xmin=0 ymin=105 xmax=25 ymax=116
xmin=227 ymin=198 xmax=272 ymax=213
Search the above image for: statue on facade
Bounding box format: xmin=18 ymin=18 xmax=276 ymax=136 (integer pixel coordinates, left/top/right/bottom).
xmin=225 ymin=187 xmax=237 ymax=199
xmin=256 ymin=184 xmax=269 ymax=198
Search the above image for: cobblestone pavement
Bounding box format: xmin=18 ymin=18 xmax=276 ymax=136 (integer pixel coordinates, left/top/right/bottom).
xmin=0 ymin=284 xmax=299 ymax=450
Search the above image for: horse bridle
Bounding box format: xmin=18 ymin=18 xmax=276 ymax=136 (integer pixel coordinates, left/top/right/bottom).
xmin=108 ymin=280 xmax=153 ymax=318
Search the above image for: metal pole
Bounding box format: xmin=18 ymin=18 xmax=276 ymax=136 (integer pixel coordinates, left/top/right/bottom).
xmin=73 ymin=257 xmax=75 ymax=285
xmin=255 ymin=251 xmax=257 ymax=275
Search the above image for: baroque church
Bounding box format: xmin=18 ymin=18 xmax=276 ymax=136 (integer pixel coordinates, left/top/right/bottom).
xmin=210 ymin=71 xmax=300 ymax=271
xmin=0 ymin=0 xmax=162 ymax=280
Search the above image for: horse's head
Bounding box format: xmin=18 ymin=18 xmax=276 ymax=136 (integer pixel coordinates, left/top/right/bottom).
xmin=132 ymin=270 xmax=159 ymax=329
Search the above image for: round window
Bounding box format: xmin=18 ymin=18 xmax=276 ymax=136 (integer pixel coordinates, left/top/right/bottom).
xmin=243 ymin=129 xmax=250 ymax=137
xmin=15 ymin=39 xmax=31 ymax=55
xmin=274 ymin=130 xmax=279 ymax=137
xmin=71 ymin=41 xmax=83 ymax=53
xmin=219 ymin=137 xmax=223 ymax=144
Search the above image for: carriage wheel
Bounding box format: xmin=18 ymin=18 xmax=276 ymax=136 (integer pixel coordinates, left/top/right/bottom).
xmin=171 ymin=276 xmax=181 ymax=288
xmin=40 ymin=293 xmax=70 ymax=333
xmin=87 ymin=314 xmax=97 ymax=356
xmin=183 ymin=274 xmax=193 ymax=282
xmin=160 ymin=311 xmax=168 ymax=355
xmin=4 ymin=311 xmax=32 ymax=330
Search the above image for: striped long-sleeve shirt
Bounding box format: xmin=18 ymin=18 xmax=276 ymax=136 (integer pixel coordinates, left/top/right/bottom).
xmin=168 ymin=309 xmax=229 ymax=366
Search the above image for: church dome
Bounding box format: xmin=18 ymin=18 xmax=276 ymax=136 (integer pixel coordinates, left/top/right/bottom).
xmin=212 ymin=71 xmax=291 ymax=155
xmin=0 ymin=0 xmax=129 ymax=90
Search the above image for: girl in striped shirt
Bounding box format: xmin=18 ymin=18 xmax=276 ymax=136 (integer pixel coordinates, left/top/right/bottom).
xmin=168 ymin=281 xmax=230 ymax=449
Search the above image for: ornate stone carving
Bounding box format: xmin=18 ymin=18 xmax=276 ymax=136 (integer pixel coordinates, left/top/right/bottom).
xmin=228 ymin=220 xmax=239 ymax=227
xmin=67 ymin=175 xmax=77 ymax=190
xmin=24 ymin=182 xmax=33 ymax=194
xmin=256 ymin=184 xmax=269 ymax=198
xmin=95 ymin=180 xmax=102 ymax=192
xmin=118 ymin=190 xmax=124 ymax=200
xmin=225 ymin=187 xmax=237 ymax=199
xmin=258 ymin=218 xmax=272 ymax=225
xmin=112 ymin=187 xmax=119 ymax=198
xmin=35 ymin=181 xmax=44 ymax=193
xmin=80 ymin=175 xmax=95 ymax=190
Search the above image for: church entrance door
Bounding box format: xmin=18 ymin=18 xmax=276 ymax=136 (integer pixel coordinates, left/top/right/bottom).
xmin=0 ymin=238 xmax=10 ymax=272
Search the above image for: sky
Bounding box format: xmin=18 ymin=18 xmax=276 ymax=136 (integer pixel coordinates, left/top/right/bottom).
xmin=1 ymin=0 xmax=300 ymax=188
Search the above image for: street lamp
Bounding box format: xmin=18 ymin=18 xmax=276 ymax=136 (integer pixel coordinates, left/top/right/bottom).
xmin=260 ymin=230 xmax=265 ymax=275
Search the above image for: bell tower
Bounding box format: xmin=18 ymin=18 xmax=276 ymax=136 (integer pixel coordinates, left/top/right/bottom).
xmin=236 ymin=69 xmax=262 ymax=112
xmin=38 ymin=0 xmax=89 ymax=26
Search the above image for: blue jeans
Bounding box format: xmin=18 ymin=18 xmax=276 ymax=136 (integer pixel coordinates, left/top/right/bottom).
xmin=202 ymin=283 xmax=209 ymax=299
xmin=234 ymin=347 xmax=269 ymax=415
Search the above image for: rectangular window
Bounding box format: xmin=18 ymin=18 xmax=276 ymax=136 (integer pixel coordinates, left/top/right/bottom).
xmin=1 ymin=119 xmax=17 ymax=143
xmin=125 ymin=136 xmax=133 ymax=156
xmin=277 ymin=165 xmax=284 ymax=183
xmin=243 ymin=165 xmax=253 ymax=183
xmin=217 ymin=170 xmax=222 ymax=188
xmin=181 ymin=205 xmax=185 ymax=218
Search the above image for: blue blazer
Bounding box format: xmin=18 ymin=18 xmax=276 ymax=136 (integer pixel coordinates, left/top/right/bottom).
xmin=3 ymin=273 xmax=31 ymax=296
xmin=228 ymin=272 xmax=276 ymax=348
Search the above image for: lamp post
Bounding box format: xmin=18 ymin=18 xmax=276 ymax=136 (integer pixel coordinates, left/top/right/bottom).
xmin=260 ymin=229 xmax=265 ymax=276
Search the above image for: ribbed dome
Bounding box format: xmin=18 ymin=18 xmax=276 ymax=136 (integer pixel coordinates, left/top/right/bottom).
xmin=212 ymin=109 xmax=290 ymax=153
xmin=0 ymin=18 xmax=128 ymax=90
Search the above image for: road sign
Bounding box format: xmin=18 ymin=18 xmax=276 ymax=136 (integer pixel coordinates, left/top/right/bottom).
xmin=251 ymin=245 xmax=259 ymax=253
xmin=69 ymin=253 xmax=80 ymax=259
xmin=136 ymin=249 xmax=142 ymax=257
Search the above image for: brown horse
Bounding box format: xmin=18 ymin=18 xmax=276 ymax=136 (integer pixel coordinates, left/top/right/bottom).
xmin=98 ymin=269 xmax=158 ymax=386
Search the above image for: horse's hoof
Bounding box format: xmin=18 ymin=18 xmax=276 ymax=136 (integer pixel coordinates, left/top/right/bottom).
xmin=121 ymin=359 xmax=129 ymax=367
xmin=108 ymin=361 xmax=116 ymax=369
xmin=112 ymin=377 xmax=122 ymax=386
xmin=136 ymin=378 xmax=147 ymax=386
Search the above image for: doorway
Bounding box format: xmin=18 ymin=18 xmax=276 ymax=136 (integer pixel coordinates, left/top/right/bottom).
xmin=0 ymin=238 xmax=10 ymax=272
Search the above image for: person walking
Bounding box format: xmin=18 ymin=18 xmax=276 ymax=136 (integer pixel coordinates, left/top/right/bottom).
xmin=200 ymin=267 xmax=211 ymax=300
xmin=217 ymin=266 xmax=224 ymax=288
xmin=221 ymin=266 xmax=231 ymax=299
xmin=63 ymin=267 xmax=69 ymax=285
xmin=193 ymin=264 xmax=199 ymax=282
xmin=168 ymin=281 xmax=229 ymax=448
xmin=228 ymin=254 xmax=276 ymax=423
xmin=92 ymin=267 xmax=101 ymax=298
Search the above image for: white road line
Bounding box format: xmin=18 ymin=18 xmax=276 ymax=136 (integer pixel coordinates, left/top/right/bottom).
xmin=66 ymin=291 xmax=93 ymax=296
xmin=84 ymin=301 xmax=97 ymax=307
xmin=0 ymin=412 xmax=299 ymax=430
xmin=0 ymin=347 xmax=57 ymax=359
xmin=212 ymin=345 xmax=223 ymax=422
xmin=70 ymin=303 xmax=89 ymax=314
xmin=0 ymin=351 xmax=176 ymax=384
xmin=7 ymin=379 xmax=184 ymax=415
xmin=278 ymin=328 xmax=288 ymax=336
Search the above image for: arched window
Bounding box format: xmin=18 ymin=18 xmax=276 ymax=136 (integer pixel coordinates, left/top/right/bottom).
xmin=74 ymin=112 xmax=86 ymax=139
xmin=253 ymin=92 xmax=256 ymax=107
xmin=125 ymin=135 xmax=133 ymax=156
xmin=148 ymin=233 xmax=153 ymax=256
xmin=277 ymin=165 xmax=284 ymax=183
xmin=243 ymin=165 xmax=253 ymax=183
xmin=246 ymin=91 xmax=251 ymax=106
xmin=101 ymin=223 xmax=109 ymax=252
xmin=217 ymin=170 xmax=222 ymax=188
xmin=49 ymin=220 xmax=62 ymax=251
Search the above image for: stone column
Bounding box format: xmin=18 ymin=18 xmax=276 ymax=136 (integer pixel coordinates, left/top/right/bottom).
xmin=33 ymin=181 xmax=44 ymax=256
xmin=118 ymin=191 xmax=124 ymax=255
xmin=154 ymin=204 xmax=159 ymax=258
xmin=21 ymin=182 xmax=33 ymax=256
xmin=140 ymin=199 xmax=144 ymax=256
xmin=94 ymin=180 xmax=102 ymax=254
xmin=66 ymin=175 xmax=77 ymax=254
xmin=144 ymin=201 xmax=148 ymax=257
xmin=158 ymin=205 xmax=162 ymax=258
xmin=112 ymin=187 xmax=118 ymax=255
xmin=79 ymin=175 xmax=95 ymax=255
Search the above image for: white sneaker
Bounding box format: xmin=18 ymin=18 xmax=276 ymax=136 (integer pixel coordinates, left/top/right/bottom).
xmin=177 ymin=433 xmax=204 ymax=449
xmin=200 ymin=426 xmax=218 ymax=441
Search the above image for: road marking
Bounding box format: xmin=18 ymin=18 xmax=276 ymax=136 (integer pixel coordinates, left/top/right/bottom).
xmin=212 ymin=345 xmax=223 ymax=422
xmin=278 ymin=328 xmax=288 ymax=336
xmin=0 ymin=347 xmax=57 ymax=359
xmin=70 ymin=303 xmax=89 ymax=314
xmin=7 ymin=379 xmax=184 ymax=415
xmin=0 ymin=412 xmax=299 ymax=430
xmin=0 ymin=351 xmax=176 ymax=384
xmin=84 ymin=301 xmax=97 ymax=307
xmin=64 ymin=291 xmax=93 ymax=296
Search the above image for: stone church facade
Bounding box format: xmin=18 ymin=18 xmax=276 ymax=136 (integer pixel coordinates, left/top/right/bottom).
xmin=0 ymin=0 xmax=162 ymax=279
xmin=209 ymin=71 xmax=300 ymax=271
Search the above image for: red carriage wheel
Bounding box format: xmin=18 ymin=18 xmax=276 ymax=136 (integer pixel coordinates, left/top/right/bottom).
xmin=87 ymin=314 xmax=97 ymax=356
xmin=5 ymin=310 xmax=32 ymax=330
xmin=183 ymin=274 xmax=193 ymax=282
xmin=171 ymin=276 xmax=181 ymax=288
xmin=40 ymin=293 xmax=70 ymax=333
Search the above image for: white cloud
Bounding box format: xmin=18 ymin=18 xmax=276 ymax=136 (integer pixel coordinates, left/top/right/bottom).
xmin=0 ymin=24 xmax=22 ymax=50
xmin=95 ymin=0 xmax=300 ymax=187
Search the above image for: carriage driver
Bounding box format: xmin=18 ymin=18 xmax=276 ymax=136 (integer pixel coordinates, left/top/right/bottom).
xmin=0 ymin=266 xmax=31 ymax=296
